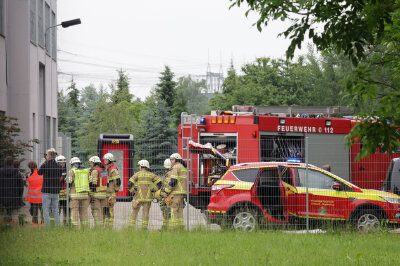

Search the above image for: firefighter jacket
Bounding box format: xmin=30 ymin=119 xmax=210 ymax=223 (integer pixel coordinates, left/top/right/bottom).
xmin=106 ymin=164 xmax=120 ymax=197
xmin=89 ymin=166 xmax=108 ymax=199
xmin=161 ymin=169 xmax=172 ymax=191
xmin=59 ymin=167 xmax=68 ymax=200
xmin=26 ymin=169 xmax=43 ymax=204
xmin=67 ymin=167 xmax=90 ymax=199
xmin=164 ymin=162 xmax=187 ymax=195
xmin=129 ymin=169 xmax=161 ymax=202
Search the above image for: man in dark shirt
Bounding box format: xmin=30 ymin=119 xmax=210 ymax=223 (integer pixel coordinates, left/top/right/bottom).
xmin=38 ymin=150 xmax=62 ymax=226
xmin=0 ymin=156 xmax=24 ymax=225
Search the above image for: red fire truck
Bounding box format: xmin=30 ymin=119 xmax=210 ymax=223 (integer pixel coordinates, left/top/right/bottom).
xmin=98 ymin=134 xmax=134 ymax=201
xmin=179 ymin=106 xmax=400 ymax=210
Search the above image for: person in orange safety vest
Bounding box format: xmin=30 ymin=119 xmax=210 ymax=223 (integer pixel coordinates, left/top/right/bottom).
xmin=26 ymin=160 xmax=44 ymax=229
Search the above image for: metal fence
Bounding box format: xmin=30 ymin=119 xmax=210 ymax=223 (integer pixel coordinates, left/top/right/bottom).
xmin=1 ymin=136 xmax=400 ymax=232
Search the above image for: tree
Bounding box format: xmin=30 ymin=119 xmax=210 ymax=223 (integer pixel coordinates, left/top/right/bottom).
xmin=67 ymin=80 xmax=80 ymax=109
xmin=82 ymin=82 xmax=144 ymax=158
xmin=111 ymin=69 xmax=133 ymax=104
xmin=0 ymin=116 xmax=38 ymax=167
xmin=155 ymin=66 xmax=177 ymax=110
xmin=136 ymin=99 xmax=176 ymax=175
xmin=176 ymin=76 xmax=210 ymax=115
xmin=210 ymin=56 xmax=347 ymax=110
xmin=230 ymin=0 xmax=397 ymax=64
xmin=229 ymin=0 xmax=400 ymax=157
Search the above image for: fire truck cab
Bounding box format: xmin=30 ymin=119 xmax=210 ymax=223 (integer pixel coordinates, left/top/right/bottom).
xmin=179 ymin=106 xmax=400 ymax=210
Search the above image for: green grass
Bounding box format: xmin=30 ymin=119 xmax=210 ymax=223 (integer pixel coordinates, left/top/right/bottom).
xmin=0 ymin=227 xmax=400 ymax=265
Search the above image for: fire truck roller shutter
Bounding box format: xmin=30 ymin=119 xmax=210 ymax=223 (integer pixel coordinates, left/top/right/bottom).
xmin=307 ymin=134 xmax=350 ymax=180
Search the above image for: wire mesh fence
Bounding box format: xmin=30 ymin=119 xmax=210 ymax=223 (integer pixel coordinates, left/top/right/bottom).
xmin=1 ymin=135 xmax=400 ymax=231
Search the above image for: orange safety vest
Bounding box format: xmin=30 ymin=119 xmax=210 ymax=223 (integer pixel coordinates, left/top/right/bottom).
xmin=26 ymin=169 xmax=43 ymax=203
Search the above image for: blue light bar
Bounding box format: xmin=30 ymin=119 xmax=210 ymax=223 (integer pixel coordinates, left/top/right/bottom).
xmin=200 ymin=117 xmax=206 ymax=125
xmin=287 ymin=158 xmax=301 ymax=163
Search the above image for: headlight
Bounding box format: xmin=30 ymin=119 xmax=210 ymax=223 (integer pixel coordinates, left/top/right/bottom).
xmin=380 ymin=195 xmax=400 ymax=204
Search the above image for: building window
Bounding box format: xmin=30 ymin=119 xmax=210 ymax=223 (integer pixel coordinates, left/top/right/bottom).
xmin=38 ymin=0 xmax=43 ymax=47
xmin=46 ymin=116 xmax=50 ymax=149
xmin=51 ymin=11 xmax=56 ymax=60
xmin=0 ymin=111 xmax=5 ymax=116
xmin=52 ymin=117 xmax=56 ymax=148
xmin=30 ymin=0 xmax=36 ymax=44
xmin=32 ymin=113 xmax=36 ymax=138
xmin=45 ymin=3 xmax=50 ymax=54
xmin=0 ymin=0 xmax=4 ymax=36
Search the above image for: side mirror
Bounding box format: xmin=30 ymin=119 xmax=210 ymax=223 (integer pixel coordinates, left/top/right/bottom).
xmin=332 ymin=182 xmax=341 ymax=191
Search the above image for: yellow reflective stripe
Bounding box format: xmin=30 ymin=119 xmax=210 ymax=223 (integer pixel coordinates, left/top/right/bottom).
xmin=138 ymin=181 xmax=152 ymax=184
xmin=214 ymin=180 xmax=253 ymax=190
xmin=296 ymin=188 xmax=349 ymax=199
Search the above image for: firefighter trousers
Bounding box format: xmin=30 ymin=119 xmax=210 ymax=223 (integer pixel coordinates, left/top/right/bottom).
xmin=105 ymin=197 xmax=116 ymax=227
xmin=130 ymin=201 xmax=151 ymax=229
xmin=70 ymin=197 xmax=90 ymax=227
xmin=160 ymin=203 xmax=171 ymax=229
xmin=59 ymin=199 xmax=70 ymax=225
xmin=169 ymin=194 xmax=185 ymax=229
xmin=92 ymin=197 xmax=107 ymax=227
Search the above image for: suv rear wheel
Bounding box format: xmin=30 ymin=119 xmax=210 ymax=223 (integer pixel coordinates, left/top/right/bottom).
xmin=354 ymin=210 xmax=381 ymax=231
xmin=232 ymin=208 xmax=258 ymax=232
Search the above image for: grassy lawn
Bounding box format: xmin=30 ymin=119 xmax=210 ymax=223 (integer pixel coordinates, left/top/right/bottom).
xmin=0 ymin=227 xmax=399 ymax=265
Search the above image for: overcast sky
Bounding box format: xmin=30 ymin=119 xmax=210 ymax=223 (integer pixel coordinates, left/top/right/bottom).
xmin=57 ymin=0 xmax=302 ymax=100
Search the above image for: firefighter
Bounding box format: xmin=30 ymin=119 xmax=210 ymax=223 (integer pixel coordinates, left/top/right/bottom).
xmin=162 ymin=153 xmax=187 ymax=229
xmin=56 ymin=155 xmax=69 ymax=225
xmin=103 ymin=153 xmax=121 ymax=228
xmin=128 ymin=160 xmax=161 ymax=230
xmin=67 ymin=157 xmax=90 ymax=228
xmin=154 ymin=158 xmax=172 ymax=230
xmin=89 ymin=156 xmax=108 ymax=227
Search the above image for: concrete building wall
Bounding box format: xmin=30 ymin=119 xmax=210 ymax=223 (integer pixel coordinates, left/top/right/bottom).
xmin=1 ymin=0 xmax=58 ymax=164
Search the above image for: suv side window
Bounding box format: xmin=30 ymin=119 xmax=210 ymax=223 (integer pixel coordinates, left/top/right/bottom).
xmin=232 ymin=168 xmax=260 ymax=183
xmin=296 ymin=168 xmax=336 ymax=189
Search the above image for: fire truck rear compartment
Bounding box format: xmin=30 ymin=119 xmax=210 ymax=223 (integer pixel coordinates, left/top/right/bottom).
xmin=260 ymin=134 xmax=304 ymax=162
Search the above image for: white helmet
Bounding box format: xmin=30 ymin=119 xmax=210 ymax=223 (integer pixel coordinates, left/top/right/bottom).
xmin=138 ymin=160 xmax=150 ymax=168
xmin=55 ymin=155 xmax=66 ymax=163
xmin=103 ymin=153 xmax=115 ymax=162
xmin=164 ymin=158 xmax=171 ymax=169
xmin=46 ymin=148 xmax=57 ymax=155
xmin=70 ymin=157 xmax=81 ymax=165
xmin=170 ymin=153 xmax=182 ymax=160
xmin=89 ymin=156 xmax=101 ymax=163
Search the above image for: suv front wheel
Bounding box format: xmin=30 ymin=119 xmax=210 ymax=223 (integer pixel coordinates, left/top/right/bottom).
xmin=354 ymin=209 xmax=381 ymax=231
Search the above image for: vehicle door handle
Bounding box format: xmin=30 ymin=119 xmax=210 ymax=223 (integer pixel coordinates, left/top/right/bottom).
xmin=359 ymin=167 xmax=365 ymax=171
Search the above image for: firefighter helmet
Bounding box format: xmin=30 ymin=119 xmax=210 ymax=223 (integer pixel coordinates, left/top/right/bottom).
xmin=55 ymin=155 xmax=66 ymax=163
xmin=89 ymin=156 xmax=101 ymax=163
xmin=164 ymin=158 xmax=171 ymax=169
xmin=46 ymin=148 xmax=57 ymax=155
xmin=70 ymin=157 xmax=81 ymax=164
xmin=138 ymin=160 xmax=150 ymax=168
xmin=103 ymin=153 xmax=115 ymax=162
xmin=170 ymin=153 xmax=182 ymax=160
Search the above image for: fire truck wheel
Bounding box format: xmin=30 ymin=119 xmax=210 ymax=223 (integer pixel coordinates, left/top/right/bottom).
xmin=354 ymin=209 xmax=381 ymax=231
xmin=232 ymin=208 xmax=258 ymax=232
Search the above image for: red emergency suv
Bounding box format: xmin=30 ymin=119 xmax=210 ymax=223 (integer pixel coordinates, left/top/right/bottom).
xmin=207 ymin=162 xmax=400 ymax=231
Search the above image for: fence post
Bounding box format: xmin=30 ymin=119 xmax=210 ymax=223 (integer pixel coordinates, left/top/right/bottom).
xmin=305 ymin=134 xmax=309 ymax=232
